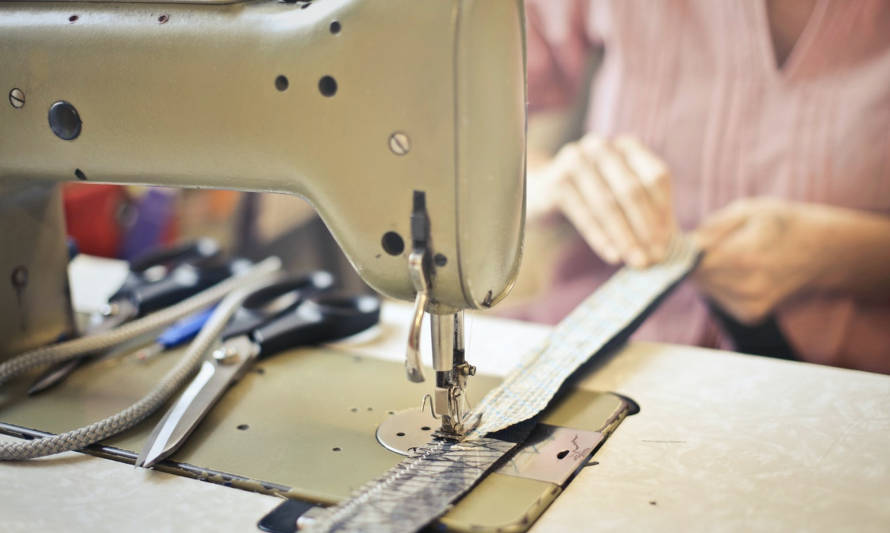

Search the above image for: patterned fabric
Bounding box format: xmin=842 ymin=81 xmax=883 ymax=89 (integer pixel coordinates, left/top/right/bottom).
xmin=467 ymin=236 xmax=698 ymax=438
xmin=304 ymin=437 xmax=518 ymax=533
xmin=306 ymin=237 xmax=699 ymax=533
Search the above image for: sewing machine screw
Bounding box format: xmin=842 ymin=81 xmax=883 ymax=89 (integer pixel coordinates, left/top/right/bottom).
xmin=8 ymin=88 xmax=24 ymax=109
xmin=388 ymin=132 xmax=411 ymax=155
xmin=10 ymin=266 xmax=28 ymax=321
xmin=213 ymin=346 xmax=241 ymax=365
xmin=48 ymin=101 xmax=82 ymax=140
xmin=10 ymin=266 xmax=28 ymax=288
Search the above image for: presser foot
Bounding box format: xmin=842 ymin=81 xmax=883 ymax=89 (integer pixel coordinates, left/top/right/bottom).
xmin=431 ymin=370 xmax=476 ymax=439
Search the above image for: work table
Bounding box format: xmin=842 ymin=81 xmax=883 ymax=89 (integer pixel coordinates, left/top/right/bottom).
xmin=2 ymin=302 xmax=889 ymax=532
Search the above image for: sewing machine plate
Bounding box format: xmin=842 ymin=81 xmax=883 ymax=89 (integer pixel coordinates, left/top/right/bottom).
xmin=0 ymin=345 xmax=633 ymax=532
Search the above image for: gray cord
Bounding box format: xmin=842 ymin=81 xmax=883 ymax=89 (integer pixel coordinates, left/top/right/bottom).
xmin=0 ymin=258 xmax=282 ymax=460
xmin=0 ymin=257 xmax=281 ymax=387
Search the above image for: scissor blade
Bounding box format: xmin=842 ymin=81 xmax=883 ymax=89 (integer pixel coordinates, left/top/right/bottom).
xmin=27 ymin=359 xmax=87 ymax=395
xmin=27 ymin=308 xmax=142 ymax=396
xmin=136 ymin=356 xmax=244 ymax=468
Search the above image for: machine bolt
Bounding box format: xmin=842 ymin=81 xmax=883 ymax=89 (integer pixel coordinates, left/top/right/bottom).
xmin=213 ymin=346 xmax=241 ymax=365
xmin=9 ymin=88 xmax=25 ymax=109
xmin=48 ymin=100 xmax=82 ymax=141
xmin=388 ymin=132 xmax=411 ymax=156
xmin=10 ymin=266 xmax=28 ymax=288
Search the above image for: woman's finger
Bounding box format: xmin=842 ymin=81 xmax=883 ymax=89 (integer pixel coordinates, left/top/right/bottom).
xmin=561 ymin=143 xmax=649 ymax=267
xmin=613 ymin=136 xmax=675 ymax=252
xmin=583 ymin=136 xmax=664 ymax=261
xmin=613 ymin=136 xmax=671 ymax=202
xmin=554 ymin=173 xmax=621 ymax=264
xmin=692 ymin=200 xmax=753 ymax=251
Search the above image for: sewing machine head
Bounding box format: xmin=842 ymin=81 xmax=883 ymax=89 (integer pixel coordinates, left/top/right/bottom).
xmin=0 ymin=0 xmax=526 ymax=437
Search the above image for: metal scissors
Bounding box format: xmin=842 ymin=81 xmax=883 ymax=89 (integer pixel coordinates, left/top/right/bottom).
xmin=136 ymin=272 xmax=380 ymax=468
xmin=28 ymin=238 xmax=246 ymax=394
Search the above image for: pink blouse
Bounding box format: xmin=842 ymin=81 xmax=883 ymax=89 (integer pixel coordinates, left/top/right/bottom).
xmin=524 ymin=0 xmax=890 ymax=373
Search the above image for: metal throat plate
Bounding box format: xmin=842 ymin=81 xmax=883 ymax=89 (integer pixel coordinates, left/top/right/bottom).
xmin=377 ymin=409 xmax=604 ymax=486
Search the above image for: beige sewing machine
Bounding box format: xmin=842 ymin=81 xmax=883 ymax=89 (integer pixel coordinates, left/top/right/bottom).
xmin=0 ymin=0 xmax=527 ymax=438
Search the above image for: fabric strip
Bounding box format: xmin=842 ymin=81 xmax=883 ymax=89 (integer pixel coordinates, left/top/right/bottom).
xmin=304 ymin=437 xmax=518 ymax=532
xmin=306 ymin=236 xmax=700 ymax=533
xmin=465 ymin=236 xmax=700 ymax=439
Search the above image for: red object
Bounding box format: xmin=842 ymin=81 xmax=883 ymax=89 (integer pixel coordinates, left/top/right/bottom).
xmin=62 ymin=183 xmax=127 ymax=257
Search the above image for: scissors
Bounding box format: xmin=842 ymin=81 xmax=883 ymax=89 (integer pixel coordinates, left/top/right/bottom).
xmin=136 ymin=272 xmax=380 ymax=468
xmin=134 ymin=306 xmax=218 ymax=361
xmin=28 ymin=238 xmax=246 ymax=395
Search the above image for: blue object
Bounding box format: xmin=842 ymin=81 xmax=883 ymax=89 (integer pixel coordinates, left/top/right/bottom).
xmin=121 ymin=188 xmax=177 ymax=262
xmin=158 ymin=306 xmax=216 ymax=349
xmin=66 ymin=237 xmax=79 ymax=260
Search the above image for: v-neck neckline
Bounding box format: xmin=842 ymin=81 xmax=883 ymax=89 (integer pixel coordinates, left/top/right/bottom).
xmin=755 ymin=0 xmax=828 ymax=81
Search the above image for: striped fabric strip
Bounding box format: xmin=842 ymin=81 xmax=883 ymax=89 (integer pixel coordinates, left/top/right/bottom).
xmin=306 ymin=235 xmax=700 ymax=533
xmin=303 ymin=437 xmax=518 ymax=533
xmin=465 ymin=235 xmax=699 ymax=439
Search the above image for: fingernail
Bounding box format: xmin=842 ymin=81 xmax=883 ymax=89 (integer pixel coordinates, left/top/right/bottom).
xmin=629 ymin=249 xmax=647 ymax=267
xmin=603 ymin=247 xmax=620 ymax=264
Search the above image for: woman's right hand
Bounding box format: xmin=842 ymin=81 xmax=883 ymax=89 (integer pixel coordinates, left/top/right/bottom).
xmin=534 ymin=134 xmax=677 ymax=268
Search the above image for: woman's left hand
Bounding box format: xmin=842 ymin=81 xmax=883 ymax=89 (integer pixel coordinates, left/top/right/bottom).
xmin=692 ymin=198 xmax=830 ymax=325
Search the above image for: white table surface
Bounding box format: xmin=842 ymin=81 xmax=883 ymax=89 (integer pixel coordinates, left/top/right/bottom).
xmin=2 ymin=302 xmax=888 ymax=532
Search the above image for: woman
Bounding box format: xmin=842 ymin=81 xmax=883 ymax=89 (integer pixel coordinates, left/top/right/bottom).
xmin=522 ymin=0 xmax=890 ymax=373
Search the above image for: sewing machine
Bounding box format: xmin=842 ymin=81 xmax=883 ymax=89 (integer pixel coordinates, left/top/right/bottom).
xmin=0 ymin=0 xmax=527 ymax=438
xmin=5 ymin=5 xmax=890 ymax=533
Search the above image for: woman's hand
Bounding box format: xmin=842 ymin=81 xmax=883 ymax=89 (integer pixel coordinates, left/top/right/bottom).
xmin=535 ymin=134 xmax=677 ymax=268
xmin=693 ymin=198 xmax=890 ymax=324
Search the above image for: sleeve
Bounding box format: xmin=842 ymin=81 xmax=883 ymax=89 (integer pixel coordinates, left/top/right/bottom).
xmin=526 ymin=0 xmax=597 ymax=112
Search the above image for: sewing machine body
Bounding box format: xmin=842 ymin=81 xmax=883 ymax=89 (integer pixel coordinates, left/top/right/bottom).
xmin=0 ymin=0 xmax=527 ymax=359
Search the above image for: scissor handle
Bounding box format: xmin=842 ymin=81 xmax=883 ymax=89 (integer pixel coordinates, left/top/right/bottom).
xmin=110 ymin=238 xmax=226 ymax=311
xmin=127 ymin=260 xmax=250 ymax=315
xmin=220 ymin=271 xmax=335 ymax=341
xmin=251 ymin=294 xmax=381 ymax=357
xmin=129 ymin=237 xmax=221 ymax=273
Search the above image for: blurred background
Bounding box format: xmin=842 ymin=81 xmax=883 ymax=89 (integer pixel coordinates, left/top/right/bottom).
xmin=61 ymin=184 xmax=370 ymax=295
